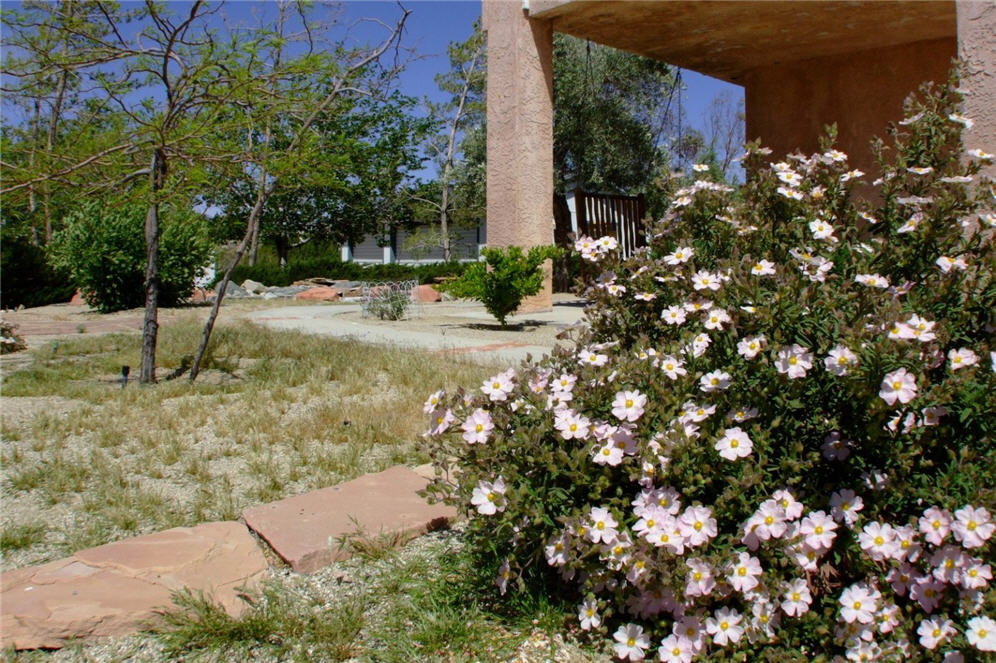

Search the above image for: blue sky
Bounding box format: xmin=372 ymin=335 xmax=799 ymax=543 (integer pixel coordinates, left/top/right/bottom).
xmin=224 ymin=0 xmax=744 ymax=159
xmin=2 ymin=0 xmax=744 ymax=176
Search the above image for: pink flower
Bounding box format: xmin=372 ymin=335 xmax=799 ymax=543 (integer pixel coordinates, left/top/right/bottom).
xmin=658 ymin=634 xmax=695 ymax=663
xmin=578 ymin=347 xmax=608 ymax=367
xmin=427 ymin=408 xmax=456 ymax=435
xmin=471 ymin=477 xmax=506 ymax=515
xmin=659 ymin=355 xmax=687 ymax=380
xmin=879 ymin=367 xmax=917 ymax=406
xmin=664 ymin=246 xmax=694 ymax=265
xmin=960 ymin=557 xmax=992 ymax=590
xmin=775 ymin=344 xmax=813 ymax=379
xmin=612 ymin=389 xmax=647 ymax=422
xmin=555 ymin=408 xmax=591 ymax=441
xmin=612 ymin=623 xmax=650 ymax=661
xmin=480 ymin=369 xmax=515 ymax=401
xmin=952 ymin=505 xmax=995 ymax=548
xmin=672 ymin=616 xmax=705 ymax=652
xmin=781 ymin=578 xmax=812 ymax=616
xmin=592 ymin=442 xmax=624 ymax=466
xmin=911 ymin=575 xmax=944 ymax=613
xmin=661 ymin=306 xmax=687 ymax=325
xmin=727 ymin=552 xmax=762 ymax=593
xmin=706 ymin=606 xmax=744 ymax=646
xmin=587 ymin=506 xmax=619 ymax=544
xmin=678 ymin=505 xmax=717 ymax=547
xmin=699 ymin=370 xmax=732 ymax=392
xmin=920 ymin=506 xmax=953 ymax=545
xmin=578 ymin=598 xmax=600 ymax=630
xmin=737 ymin=335 xmax=765 ymax=359
xmin=830 ymin=489 xmax=864 ymax=527
xmin=966 ymin=615 xmax=996 ymax=652
xmin=423 ymin=389 xmax=444 ymax=414
xmin=799 ymin=510 xmax=838 ymax=549
xmin=461 ymin=408 xmax=493 ymax=444
xmin=684 ymin=558 xmax=716 ymax=597
xmin=918 ymin=617 xmax=955 ymax=650
xmin=949 ymin=347 xmax=979 ymax=370
xmin=824 ymin=345 xmax=858 ymax=376
xmin=839 ymin=583 xmax=879 ymax=624
xmin=858 ymin=521 xmax=899 ymax=561
xmin=715 ymin=427 xmax=753 ymax=460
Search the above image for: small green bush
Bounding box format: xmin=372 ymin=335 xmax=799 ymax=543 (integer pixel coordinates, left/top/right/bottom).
xmin=0 ymin=232 xmax=76 ymax=308
xmin=442 ymin=245 xmax=561 ymax=326
xmin=48 ymin=202 xmax=212 ymax=313
xmin=422 ymin=75 xmax=995 ymax=660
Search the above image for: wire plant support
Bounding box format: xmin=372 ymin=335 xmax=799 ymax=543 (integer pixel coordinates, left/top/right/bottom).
xmin=360 ymin=280 xmax=422 ymax=320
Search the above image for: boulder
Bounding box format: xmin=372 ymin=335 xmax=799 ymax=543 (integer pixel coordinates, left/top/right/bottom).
xmin=241 ymin=279 xmax=266 ymax=294
xmin=262 ymin=286 xmax=307 ymax=299
xmin=223 ymin=282 xmax=250 ymax=298
xmin=69 ymin=290 xmax=85 ymax=306
xmin=295 ymin=286 xmax=340 ymax=302
xmin=415 ymin=284 xmax=442 ymax=303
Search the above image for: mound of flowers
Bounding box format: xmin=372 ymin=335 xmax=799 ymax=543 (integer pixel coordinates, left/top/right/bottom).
xmin=421 ymin=78 xmax=995 ymax=661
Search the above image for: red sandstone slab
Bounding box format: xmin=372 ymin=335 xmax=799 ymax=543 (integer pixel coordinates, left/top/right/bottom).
xmin=0 ymin=521 xmax=267 ymax=650
xmin=242 ymin=466 xmax=456 ymax=573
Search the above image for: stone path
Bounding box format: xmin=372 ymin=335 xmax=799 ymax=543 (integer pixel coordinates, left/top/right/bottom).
xmin=0 ymin=465 xmax=454 ymax=651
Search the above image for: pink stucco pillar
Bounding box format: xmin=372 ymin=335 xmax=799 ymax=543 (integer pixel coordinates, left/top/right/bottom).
xmin=483 ymin=0 xmax=554 ymax=312
xmin=957 ymin=0 xmax=996 ymax=180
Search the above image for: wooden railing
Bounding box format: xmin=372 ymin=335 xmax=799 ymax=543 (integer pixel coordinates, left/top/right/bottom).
xmin=573 ymin=189 xmax=647 ymax=259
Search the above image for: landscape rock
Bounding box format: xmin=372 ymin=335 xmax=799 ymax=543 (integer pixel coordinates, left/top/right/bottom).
xmin=262 ymin=286 xmax=308 ymax=299
xmin=295 ymin=286 xmax=340 ymax=302
xmin=415 ymin=284 xmax=442 ymax=303
xmin=223 ymin=282 xmax=250 ymax=298
xmin=0 ymin=521 xmax=267 ymax=650
xmin=69 ymin=290 xmax=85 ymax=306
xmin=243 ymin=466 xmax=456 ymax=573
xmin=241 ymin=279 xmax=267 ymax=294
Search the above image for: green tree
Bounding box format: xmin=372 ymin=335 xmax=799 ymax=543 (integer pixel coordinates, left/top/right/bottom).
xmin=417 ymin=19 xmax=486 ymax=261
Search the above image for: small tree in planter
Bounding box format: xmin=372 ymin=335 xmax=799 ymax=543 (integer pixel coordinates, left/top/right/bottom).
xmin=421 ymin=75 xmax=995 ymax=661
xmin=443 ymin=245 xmax=561 ymax=327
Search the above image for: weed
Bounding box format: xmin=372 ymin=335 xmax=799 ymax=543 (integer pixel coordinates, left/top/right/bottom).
xmin=0 ymin=523 xmax=47 ymax=551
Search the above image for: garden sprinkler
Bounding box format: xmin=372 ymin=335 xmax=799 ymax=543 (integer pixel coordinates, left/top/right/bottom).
xmin=121 ymin=365 xmax=130 ymax=389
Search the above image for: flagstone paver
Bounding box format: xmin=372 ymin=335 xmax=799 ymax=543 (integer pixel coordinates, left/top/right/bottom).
xmin=0 ymin=521 xmax=267 ymax=650
xmin=242 ymin=466 xmax=456 ymax=573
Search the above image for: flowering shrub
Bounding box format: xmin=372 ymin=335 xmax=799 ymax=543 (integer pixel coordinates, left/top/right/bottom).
xmin=421 ymin=77 xmax=995 ymax=661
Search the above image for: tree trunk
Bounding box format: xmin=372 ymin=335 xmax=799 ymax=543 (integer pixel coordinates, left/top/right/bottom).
xmin=439 ymin=185 xmax=452 ymax=262
xmin=140 ymin=149 xmax=165 ymax=384
xmin=276 ymin=235 xmax=289 ymax=268
xmin=190 ymin=171 xmax=271 ymax=382
xmin=248 ymin=216 xmax=260 ymax=266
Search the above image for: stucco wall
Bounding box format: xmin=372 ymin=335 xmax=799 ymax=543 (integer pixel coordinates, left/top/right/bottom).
xmin=743 ymin=37 xmax=957 ymax=173
xmin=483 ymin=0 xmax=555 ymax=310
xmin=957 ymin=0 xmax=996 ymax=180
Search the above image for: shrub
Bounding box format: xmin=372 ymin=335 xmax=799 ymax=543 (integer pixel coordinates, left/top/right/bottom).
xmin=0 ymin=232 xmax=76 ymax=309
xmin=442 ymin=245 xmax=561 ymax=326
xmin=421 ymin=76 xmax=995 ymax=661
xmin=48 ymin=202 xmax=212 ymax=313
xmin=363 ymin=280 xmax=416 ymax=320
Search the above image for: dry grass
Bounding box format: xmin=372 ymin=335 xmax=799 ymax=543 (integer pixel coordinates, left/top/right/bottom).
xmin=0 ymin=318 xmax=499 ymax=571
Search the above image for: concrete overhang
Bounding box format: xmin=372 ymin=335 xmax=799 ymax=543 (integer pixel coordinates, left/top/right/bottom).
xmin=527 ymin=0 xmax=956 ymax=84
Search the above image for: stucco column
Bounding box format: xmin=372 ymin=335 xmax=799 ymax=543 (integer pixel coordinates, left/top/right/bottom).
xmin=483 ymin=0 xmax=554 ymax=312
xmin=957 ymin=0 xmax=996 ymax=180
